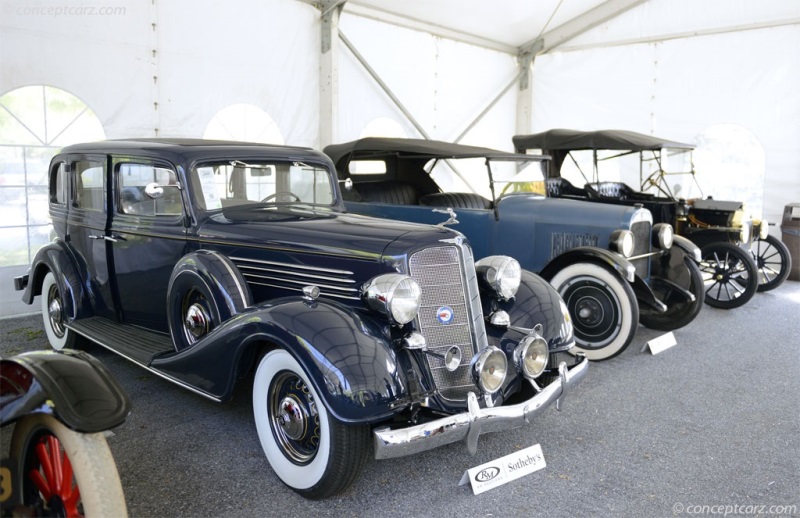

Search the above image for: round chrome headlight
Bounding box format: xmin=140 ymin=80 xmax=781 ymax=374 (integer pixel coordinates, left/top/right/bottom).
xmin=739 ymin=221 xmax=750 ymax=244
xmin=758 ymin=219 xmax=769 ymax=240
xmin=514 ymin=335 xmax=549 ymax=380
xmin=362 ymin=274 xmax=421 ymax=325
xmin=653 ymin=223 xmax=674 ymax=250
xmin=475 ymin=256 xmax=521 ymax=300
xmin=470 ymin=346 xmax=507 ymax=395
xmin=610 ymin=229 xmax=634 ymax=257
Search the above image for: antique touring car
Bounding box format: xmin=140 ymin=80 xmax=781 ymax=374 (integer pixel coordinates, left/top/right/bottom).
xmin=324 ymin=138 xmax=704 ymax=362
xmin=512 ymin=129 xmax=791 ymax=309
xmin=13 ymin=139 xmax=587 ymax=499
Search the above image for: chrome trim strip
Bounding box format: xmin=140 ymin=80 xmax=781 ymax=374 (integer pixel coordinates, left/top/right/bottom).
xmin=246 ymin=280 xmax=361 ymax=300
xmin=242 ymin=273 xmax=358 ymax=293
xmin=373 ymin=357 xmax=589 ymax=459
xmin=230 ymin=256 xmax=353 ymax=276
xmin=237 ymin=265 xmax=356 ymax=284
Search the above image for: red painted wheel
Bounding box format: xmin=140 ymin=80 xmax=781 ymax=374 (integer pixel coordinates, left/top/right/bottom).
xmin=9 ymin=415 xmax=127 ymax=517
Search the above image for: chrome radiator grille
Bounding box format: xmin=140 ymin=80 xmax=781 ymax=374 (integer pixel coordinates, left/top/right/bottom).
xmin=408 ymin=244 xmax=487 ymax=401
xmin=630 ymin=220 xmax=652 ymax=277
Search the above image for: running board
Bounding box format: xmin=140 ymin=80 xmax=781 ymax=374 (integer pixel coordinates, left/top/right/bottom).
xmin=67 ymin=317 xmax=173 ymax=365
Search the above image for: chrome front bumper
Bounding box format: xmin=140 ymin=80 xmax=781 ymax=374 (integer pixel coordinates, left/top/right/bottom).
xmin=373 ymin=356 xmax=589 ymax=460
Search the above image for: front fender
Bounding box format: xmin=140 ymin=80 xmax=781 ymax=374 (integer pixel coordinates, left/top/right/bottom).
xmin=484 ymin=270 xmax=573 ymax=351
xmin=0 ymin=350 xmax=130 ymax=433
xmin=670 ymin=234 xmax=702 ymax=263
xmin=539 ymin=246 xmax=635 ymax=283
xmin=150 ymin=298 xmax=408 ymax=424
xmin=19 ymin=240 xmax=90 ymax=321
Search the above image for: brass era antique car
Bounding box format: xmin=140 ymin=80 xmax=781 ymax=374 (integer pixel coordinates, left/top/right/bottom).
xmin=513 ymin=129 xmax=791 ymax=309
xmin=13 ymin=139 xmax=587 ymax=499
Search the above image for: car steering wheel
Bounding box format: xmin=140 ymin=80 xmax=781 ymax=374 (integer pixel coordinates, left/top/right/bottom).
xmin=261 ymin=191 xmax=301 ymax=203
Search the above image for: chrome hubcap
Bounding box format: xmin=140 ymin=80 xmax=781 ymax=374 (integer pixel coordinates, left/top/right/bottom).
xmin=47 ymin=286 xmax=65 ymax=338
xmin=183 ymin=303 xmax=210 ymax=341
xmin=277 ymin=396 xmax=308 ymax=441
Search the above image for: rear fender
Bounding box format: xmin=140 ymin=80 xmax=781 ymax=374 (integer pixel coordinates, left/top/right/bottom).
xmin=20 ymin=241 xmax=90 ymax=321
xmin=539 ymin=246 xmax=635 ymax=283
xmin=150 ymin=298 xmax=408 ymax=424
xmin=0 ymin=350 xmax=130 ymax=432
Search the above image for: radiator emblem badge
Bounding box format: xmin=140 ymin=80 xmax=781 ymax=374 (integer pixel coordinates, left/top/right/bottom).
xmin=437 ymin=306 xmax=454 ymax=325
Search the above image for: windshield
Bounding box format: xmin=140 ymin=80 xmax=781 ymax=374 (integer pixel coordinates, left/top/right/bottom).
xmin=425 ymin=157 xmax=547 ymax=200
xmin=191 ymin=160 xmax=334 ymax=211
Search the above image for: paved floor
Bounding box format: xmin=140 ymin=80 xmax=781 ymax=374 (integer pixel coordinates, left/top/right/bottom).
xmin=2 ymin=282 xmax=799 ymax=517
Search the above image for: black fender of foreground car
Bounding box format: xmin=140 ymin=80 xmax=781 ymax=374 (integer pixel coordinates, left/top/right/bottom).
xmin=670 ymin=234 xmax=702 ymax=261
xmin=0 ymin=350 xmax=130 ymax=433
xmin=539 ymin=246 xmax=636 ymax=283
xmin=150 ymin=297 xmax=407 ymax=425
xmin=17 ymin=240 xmax=92 ymax=321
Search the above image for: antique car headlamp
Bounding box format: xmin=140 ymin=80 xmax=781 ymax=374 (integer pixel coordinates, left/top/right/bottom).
xmin=470 ymin=346 xmax=507 ymax=395
xmin=653 ymin=223 xmax=674 ymax=250
xmin=475 ymin=256 xmax=521 ymax=300
xmin=739 ymin=222 xmax=750 ymax=244
xmin=514 ymin=335 xmax=549 ymax=380
xmin=362 ymin=274 xmax=421 ymax=325
xmin=757 ymin=219 xmax=769 ymax=240
xmin=609 ymin=229 xmax=634 ymax=257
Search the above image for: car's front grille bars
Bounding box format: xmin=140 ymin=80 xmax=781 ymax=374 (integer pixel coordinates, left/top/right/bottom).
xmin=408 ymin=244 xmax=487 ymax=402
xmin=630 ymin=220 xmax=652 ymax=278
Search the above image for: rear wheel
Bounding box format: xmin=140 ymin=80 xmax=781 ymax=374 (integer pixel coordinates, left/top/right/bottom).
xmin=40 ymin=272 xmax=82 ymax=351
xmin=699 ymin=243 xmax=758 ymax=309
xmin=9 ymin=414 xmax=127 ymax=517
xmin=548 ymin=263 xmax=638 ymax=361
xmin=253 ymin=349 xmax=370 ymax=499
xmin=752 ymin=234 xmax=791 ymax=292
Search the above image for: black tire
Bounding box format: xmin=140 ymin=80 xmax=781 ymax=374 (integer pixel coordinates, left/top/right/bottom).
xmin=548 ymin=263 xmax=639 ymax=361
xmin=9 ymin=414 xmax=127 ymax=517
xmin=167 ymin=251 xmax=251 ymax=351
xmin=699 ymin=242 xmax=758 ymax=309
xmin=252 ymin=349 xmax=370 ymax=499
xmin=640 ymin=259 xmax=705 ymax=331
xmin=40 ymin=272 xmax=83 ymax=351
xmin=752 ymin=234 xmax=792 ymax=292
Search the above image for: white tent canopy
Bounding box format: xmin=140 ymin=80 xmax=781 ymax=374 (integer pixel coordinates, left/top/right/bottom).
xmin=1 ymin=0 xmax=798 ymax=316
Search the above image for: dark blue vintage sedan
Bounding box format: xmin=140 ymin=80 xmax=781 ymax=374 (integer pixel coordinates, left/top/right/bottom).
xmin=14 ymin=139 xmax=586 ymax=499
xmin=324 ymin=138 xmax=705 ymax=361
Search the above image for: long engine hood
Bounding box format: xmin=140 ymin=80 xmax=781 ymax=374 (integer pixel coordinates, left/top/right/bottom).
xmin=197 ymin=207 xmax=456 ymax=263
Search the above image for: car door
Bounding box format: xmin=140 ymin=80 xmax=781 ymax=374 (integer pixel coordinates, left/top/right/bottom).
xmin=66 ymin=154 xmax=117 ymax=320
xmin=109 ymin=157 xmax=189 ymax=331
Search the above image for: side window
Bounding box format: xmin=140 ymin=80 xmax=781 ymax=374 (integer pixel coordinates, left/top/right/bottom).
xmin=118 ymin=163 xmax=182 ymax=216
xmin=49 ymin=162 xmax=68 ymax=205
xmin=73 ymin=160 xmax=105 ymax=211
xmin=349 ymin=160 xmax=387 ymax=175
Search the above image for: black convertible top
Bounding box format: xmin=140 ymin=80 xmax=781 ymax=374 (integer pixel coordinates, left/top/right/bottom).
xmin=513 ymin=129 xmax=694 ymax=152
xmin=324 ymin=137 xmax=538 ymax=165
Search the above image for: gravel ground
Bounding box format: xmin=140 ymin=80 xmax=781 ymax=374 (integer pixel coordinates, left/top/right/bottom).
xmin=1 ymin=281 xmax=799 ymax=517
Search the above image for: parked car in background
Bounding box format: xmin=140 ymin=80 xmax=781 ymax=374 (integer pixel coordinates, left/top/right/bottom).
xmin=324 ymin=138 xmax=704 ymax=362
xmin=1 ymin=349 xmax=129 ymax=516
xmin=13 ymin=139 xmax=587 ymax=499
xmin=512 ymin=129 xmax=790 ymax=309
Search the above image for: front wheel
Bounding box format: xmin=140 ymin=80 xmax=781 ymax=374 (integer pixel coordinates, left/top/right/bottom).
xmin=252 ymin=349 xmax=370 ymax=499
xmin=640 ymin=259 xmax=705 ymax=331
xmin=699 ymin=243 xmax=758 ymax=309
xmin=548 ymin=263 xmax=639 ymax=361
xmin=752 ymin=234 xmax=792 ymax=292
xmin=9 ymin=414 xmax=127 ymax=517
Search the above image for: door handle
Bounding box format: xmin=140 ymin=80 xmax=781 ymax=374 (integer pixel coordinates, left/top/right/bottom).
xmin=89 ymin=234 xmax=124 ymax=242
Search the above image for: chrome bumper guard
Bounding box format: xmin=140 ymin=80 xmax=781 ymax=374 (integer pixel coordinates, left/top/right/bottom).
xmin=373 ymin=356 xmax=589 ymax=460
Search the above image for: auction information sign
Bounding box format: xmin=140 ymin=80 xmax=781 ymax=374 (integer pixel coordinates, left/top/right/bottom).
xmin=459 ymin=444 xmax=546 ymax=495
